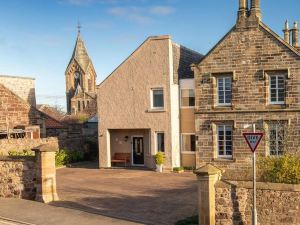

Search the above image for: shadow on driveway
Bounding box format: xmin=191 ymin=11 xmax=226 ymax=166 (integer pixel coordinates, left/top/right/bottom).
xmin=54 ymin=166 xmax=197 ymax=225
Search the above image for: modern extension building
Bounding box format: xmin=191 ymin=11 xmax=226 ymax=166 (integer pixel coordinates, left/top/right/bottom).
xmin=98 ymin=36 xmax=202 ymax=170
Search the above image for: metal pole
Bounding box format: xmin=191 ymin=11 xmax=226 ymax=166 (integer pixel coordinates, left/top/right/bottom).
xmin=252 ymin=124 xmax=257 ymax=225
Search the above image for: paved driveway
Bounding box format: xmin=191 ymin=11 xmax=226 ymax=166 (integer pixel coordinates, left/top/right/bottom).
xmin=55 ymin=163 xmax=197 ymax=225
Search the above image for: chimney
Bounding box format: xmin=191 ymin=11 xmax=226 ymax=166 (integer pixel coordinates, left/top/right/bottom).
xmin=291 ymin=21 xmax=299 ymax=48
xmin=250 ymin=0 xmax=262 ymax=21
xmin=237 ymin=0 xmax=248 ymax=26
xmin=283 ymin=20 xmax=290 ymax=44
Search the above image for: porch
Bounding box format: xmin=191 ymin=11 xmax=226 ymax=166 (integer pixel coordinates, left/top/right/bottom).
xmin=108 ymin=129 xmax=154 ymax=169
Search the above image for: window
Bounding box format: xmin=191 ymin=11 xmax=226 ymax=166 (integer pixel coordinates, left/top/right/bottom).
xmin=156 ymin=132 xmax=165 ymax=152
xmin=217 ymin=124 xmax=233 ymax=158
xmin=181 ymin=89 xmax=195 ymax=107
xmin=217 ymin=76 xmax=232 ymax=106
xmin=181 ymin=134 xmax=196 ymax=152
xmin=269 ymin=123 xmax=285 ymax=156
xmin=270 ymin=75 xmax=285 ymax=104
xmin=83 ymin=101 xmax=85 ymax=109
xmin=88 ymin=79 xmax=92 ymax=92
xmin=78 ymin=101 xmax=81 ymax=111
xmin=151 ymin=88 xmax=164 ymax=109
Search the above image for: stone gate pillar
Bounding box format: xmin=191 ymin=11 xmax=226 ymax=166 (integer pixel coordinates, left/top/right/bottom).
xmin=194 ymin=164 xmax=223 ymax=225
xmin=32 ymin=144 xmax=59 ymax=203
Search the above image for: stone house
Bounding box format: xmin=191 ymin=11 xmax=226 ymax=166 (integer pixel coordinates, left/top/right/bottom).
xmin=0 ymin=75 xmax=45 ymax=138
xmin=98 ymin=35 xmax=202 ymax=170
xmin=65 ymin=30 xmax=97 ymax=115
xmin=193 ymin=0 xmax=300 ymax=178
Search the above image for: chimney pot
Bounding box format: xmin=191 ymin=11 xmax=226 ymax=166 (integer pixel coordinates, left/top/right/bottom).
xmin=250 ymin=0 xmax=262 ymax=21
xmin=283 ymin=20 xmax=290 ymax=44
xmin=292 ymin=21 xmax=299 ymax=48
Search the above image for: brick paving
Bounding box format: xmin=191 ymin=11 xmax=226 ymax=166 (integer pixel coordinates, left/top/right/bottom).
xmin=55 ymin=163 xmax=197 ymax=225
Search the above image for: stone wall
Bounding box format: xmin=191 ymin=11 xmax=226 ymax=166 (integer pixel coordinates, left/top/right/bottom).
xmin=0 ymin=157 xmax=36 ymax=200
xmin=0 ymin=75 xmax=36 ymax=106
xmin=215 ymin=180 xmax=300 ymax=225
xmin=0 ymin=137 xmax=86 ymax=155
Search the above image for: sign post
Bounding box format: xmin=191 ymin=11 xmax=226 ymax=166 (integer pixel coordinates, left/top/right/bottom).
xmin=243 ymin=126 xmax=263 ymax=225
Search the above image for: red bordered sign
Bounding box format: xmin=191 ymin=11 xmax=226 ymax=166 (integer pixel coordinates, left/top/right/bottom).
xmin=243 ymin=133 xmax=263 ymax=153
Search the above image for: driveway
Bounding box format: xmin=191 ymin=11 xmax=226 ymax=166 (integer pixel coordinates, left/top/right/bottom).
xmin=55 ymin=163 xmax=197 ymax=225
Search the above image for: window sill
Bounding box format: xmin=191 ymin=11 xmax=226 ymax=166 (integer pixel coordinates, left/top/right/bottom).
xmin=213 ymin=105 xmax=232 ymax=110
xmin=266 ymin=104 xmax=286 ymax=109
xmin=147 ymin=109 xmax=166 ymax=113
xmin=212 ymin=158 xmax=236 ymax=163
xmin=181 ymin=151 xmax=196 ymax=155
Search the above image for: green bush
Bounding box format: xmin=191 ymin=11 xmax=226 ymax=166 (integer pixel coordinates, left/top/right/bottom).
xmin=183 ymin=166 xmax=195 ymax=171
xmin=155 ymin=152 xmax=164 ymax=165
xmin=173 ymin=167 xmax=184 ymax=172
xmin=8 ymin=150 xmax=34 ymax=157
xmin=257 ymin=154 xmax=300 ymax=184
xmin=55 ymin=149 xmax=85 ymax=167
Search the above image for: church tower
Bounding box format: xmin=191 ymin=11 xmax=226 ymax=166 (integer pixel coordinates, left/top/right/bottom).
xmin=65 ymin=25 xmax=97 ymax=115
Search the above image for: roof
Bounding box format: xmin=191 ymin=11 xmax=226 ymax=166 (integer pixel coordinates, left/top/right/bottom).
xmin=98 ymin=35 xmax=202 ymax=87
xmin=0 ymin=75 xmax=35 ymax=80
xmin=67 ymin=33 xmax=92 ymax=73
xmin=36 ymin=105 xmax=65 ymax=121
xmin=172 ymin=43 xmax=203 ymax=79
xmin=196 ymin=22 xmax=300 ymax=66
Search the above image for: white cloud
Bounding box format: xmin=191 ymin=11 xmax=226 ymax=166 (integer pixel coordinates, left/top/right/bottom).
xmin=107 ymin=5 xmax=175 ymax=24
xmin=108 ymin=7 xmax=153 ymax=24
xmin=149 ymin=6 xmax=175 ymax=15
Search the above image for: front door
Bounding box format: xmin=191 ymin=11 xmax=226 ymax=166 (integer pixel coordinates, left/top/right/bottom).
xmin=132 ymin=137 xmax=144 ymax=165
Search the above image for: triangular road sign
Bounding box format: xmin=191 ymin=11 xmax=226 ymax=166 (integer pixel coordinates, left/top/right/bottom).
xmin=243 ymin=132 xmax=263 ymax=153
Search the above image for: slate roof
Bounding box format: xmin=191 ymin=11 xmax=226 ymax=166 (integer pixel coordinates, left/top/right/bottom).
xmin=67 ymin=33 xmax=92 ymax=73
xmin=172 ymin=43 xmax=203 ymax=79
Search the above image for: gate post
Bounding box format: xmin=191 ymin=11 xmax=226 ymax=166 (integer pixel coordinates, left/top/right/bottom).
xmin=194 ymin=164 xmax=223 ymax=225
xmin=33 ymin=144 xmax=59 ymax=203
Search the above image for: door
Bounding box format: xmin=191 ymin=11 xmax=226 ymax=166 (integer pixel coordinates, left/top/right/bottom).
xmin=132 ymin=137 xmax=144 ymax=165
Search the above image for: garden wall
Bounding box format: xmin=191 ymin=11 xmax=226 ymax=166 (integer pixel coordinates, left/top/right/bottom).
xmin=215 ymin=181 xmax=300 ymax=225
xmin=0 ymin=157 xmax=36 ymax=200
xmin=0 ymin=137 xmax=85 ymax=155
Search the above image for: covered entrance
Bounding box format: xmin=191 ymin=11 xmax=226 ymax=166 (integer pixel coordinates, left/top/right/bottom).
xmin=108 ymin=129 xmax=152 ymax=168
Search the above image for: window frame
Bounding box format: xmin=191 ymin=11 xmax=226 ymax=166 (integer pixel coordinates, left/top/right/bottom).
xmin=156 ymin=132 xmax=165 ymax=153
xmin=268 ymin=123 xmax=285 ymax=156
xmin=180 ymin=89 xmax=195 ymax=108
xmin=150 ymin=88 xmax=164 ymax=110
xmin=216 ymin=124 xmax=233 ymax=158
xmin=216 ymin=76 xmax=232 ymax=106
xmin=181 ymin=133 xmax=196 ymax=154
xmin=269 ymin=74 xmax=285 ymax=105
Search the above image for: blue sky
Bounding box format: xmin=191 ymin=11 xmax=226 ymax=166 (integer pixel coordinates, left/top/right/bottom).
xmin=0 ymin=0 xmax=299 ymax=110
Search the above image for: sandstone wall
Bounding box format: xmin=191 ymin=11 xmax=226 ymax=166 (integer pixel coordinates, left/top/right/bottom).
xmin=215 ymin=181 xmax=300 ymax=225
xmin=0 ymin=157 xmax=36 ymax=200
xmin=0 ymin=137 xmax=85 ymax=155
xmin=0 ymin=75 xmax=36 ymax=106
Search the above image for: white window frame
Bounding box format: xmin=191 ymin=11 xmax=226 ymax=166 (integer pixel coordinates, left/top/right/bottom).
xmin=155 ymin=132 xmax=165 ymax=153
xmin=269 ymin=74 xmax=285 ymax=105
xmin=217 ymin=76 xmax=232 ymax=106
xmin=269 ymin=123 xmax=285 ymax=156
xmin=180 ymin=89 xmax=195 ymax=108
xmin=217 ymin=124 xmax=233 ymax=158
xmin=150 ymin=88 xmax=164 ymax=110
xmin=181 ymin=133 xmax=196 ymax=154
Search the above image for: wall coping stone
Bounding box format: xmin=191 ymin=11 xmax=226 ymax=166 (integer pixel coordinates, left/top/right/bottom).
xmin=216 ymin=180 xmax=300 ymax=192
xmin=0 ymin=156 xmax=35 ymax=162
xmin=32 ymin=144 xmax=58 ymax=152
xmin=194 ymin=163 xmax=224 ymax=176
